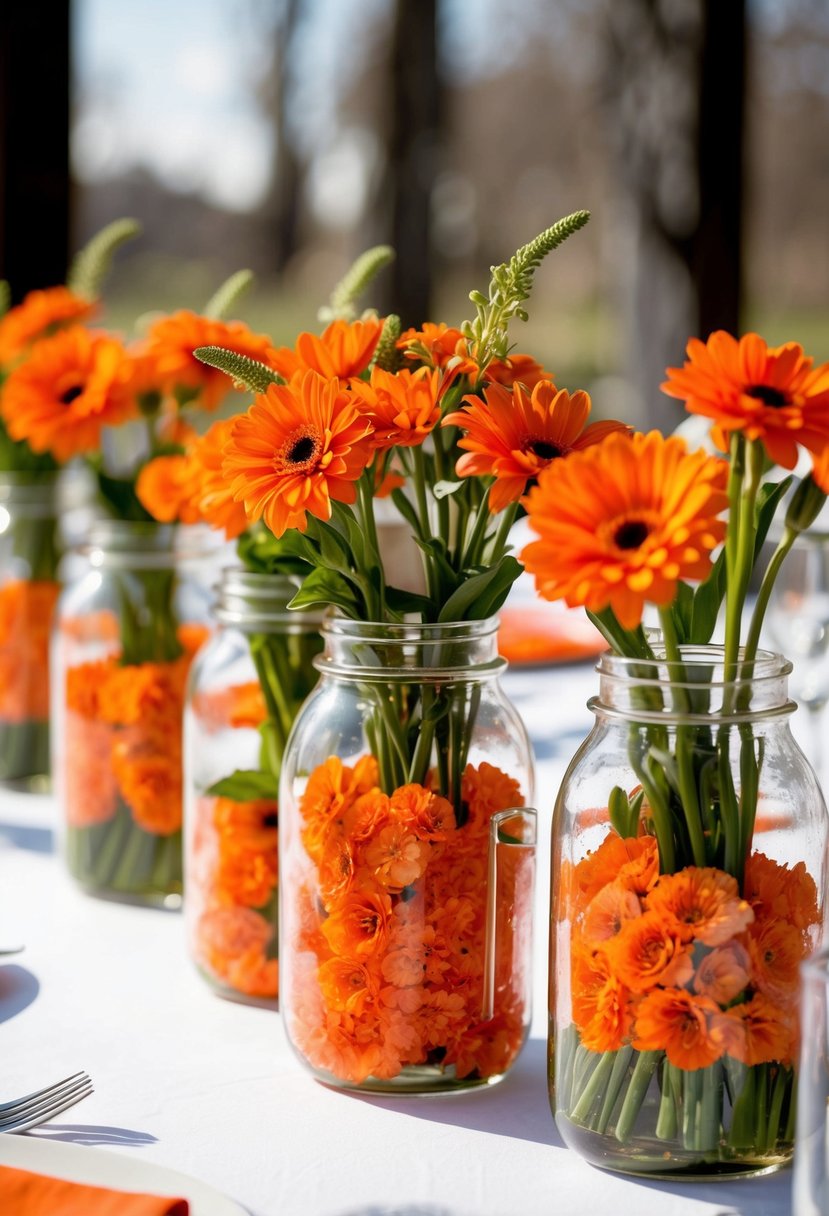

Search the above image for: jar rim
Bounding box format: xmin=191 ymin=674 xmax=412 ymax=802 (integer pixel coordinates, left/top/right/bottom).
xmin=322 ymin=617 xmax=499 ymax=642
xmin=214 ymin=567 xmax=324 ymax=629
xmin=82 ymin=520 xmax=224 ymax=567
xmin=596 ymin=645 xmax=791 ymax=686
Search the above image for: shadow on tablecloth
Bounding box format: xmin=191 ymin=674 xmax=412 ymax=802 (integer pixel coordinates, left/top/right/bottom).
xmin=351 ymin=1037 xmax=561 ymax=1149
xmin=0 ymin=963 xmax=39 ymax=1022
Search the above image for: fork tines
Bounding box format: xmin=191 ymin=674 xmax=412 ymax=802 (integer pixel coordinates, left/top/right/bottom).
xmin=0 ymin=1071 xmax=94 ymax=1134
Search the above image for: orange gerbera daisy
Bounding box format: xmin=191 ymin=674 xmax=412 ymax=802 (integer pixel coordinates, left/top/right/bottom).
xmin=521 ymin=431 xmax=729 ymax=629
xmin=389 ymin=783 xmax=456 ymax=841
xmin=571 ymin=944 xmax=633 ymax=1052
xmin=662 ymin=331 xmax=829 ymax=467
xmin=444 ymin=380 xmax=628 ymax=513
xmin=144 ymin=311 xmax=276 ymax=410
xmin=322 ymin=888 xmax=393 ymax=960
xmin=396 ymin=322 xmax=476 ymax=375
xmin=351 ymin=366 xmax=442 ymax=449
xmin=0 ymin=327 xmax=133 ymax=461
xmin=190 ymin=416 xmax=250 ymax=539
xmin=0 ymin=286 xmax=95 ymax=366
xmin=645 ymin=866 xmax=754 ymax=946
xmin=484 ymin=352 xmax=550 ymax=389
xmin=569 ymin=833 xmax=658 ymax=910
xmin=269 ymin=318 xmax=383 ymax=381
xmin=634 ymin=988 xmax=723 ymax=1069
xmin=581 ymin=882 xmax=642 ymax=944
xmin=746 ymin=919 xmax=805 ymax=1006
xmin=223 ymin=369 xmax=374 ymax=537
xmin=135 ymin=453 xmax=201 ymax=524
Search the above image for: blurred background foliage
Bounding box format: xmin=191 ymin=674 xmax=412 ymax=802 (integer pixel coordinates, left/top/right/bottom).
xmin=2 ymin=0 xmax=828 ymax=432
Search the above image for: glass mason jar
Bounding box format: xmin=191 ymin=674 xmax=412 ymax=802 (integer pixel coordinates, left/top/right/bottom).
xmin=279 ymin=617 xmax=537 ymax=1093
xmin=550 ymin=645 xmax=828 ymax=1179
xmin=0 ymin=473 xmax=60 ymax=785
xmin=184 ymin=570 xmax=324 ymax=1006
xmin=52 ymin=520 xmax=216 ymax=907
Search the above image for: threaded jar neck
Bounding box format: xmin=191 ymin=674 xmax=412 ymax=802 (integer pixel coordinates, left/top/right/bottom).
xmin=593 ymin=644 xmax=794 ymax=725
xmin=317 ymin=617 xmax=504 ymax=683
xmin=84 ymin=520 xmax=222 ymax=570
xmin=214 ymin=569 xmax=323 ymax=632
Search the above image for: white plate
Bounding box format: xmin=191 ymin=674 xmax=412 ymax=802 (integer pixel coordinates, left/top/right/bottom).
xmin=0 ymin=1135 xmax=247 ymax=1215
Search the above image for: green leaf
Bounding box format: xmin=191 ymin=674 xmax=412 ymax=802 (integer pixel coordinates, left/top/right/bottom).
xmin=236 ymin=525 xmax=312 ymax=576
xmin=433 ymin=480 xmax=464 ymax=500
xmin=319 ymin=245 xmax=395 ymax=322
xmin=0 ymin=280 xmax=10 ymax=318
xmin=754 ymin=475 xmax=794 ymax=558
xmin=670 ymin=581 xmax=694 ymax=645
xmin=96 ymin=471 xmax=154 ymax=522
xmin=690 ymin=549 xmax=727 ymax=644
xmin=203 ymin=269 xmax=254 ymax=320
xmin=391 ymin=488 xmax=423 ymax=538
xmin=437 ymin=555 xmax=522 ymax=622
xmin=67 ymin=218 xmax=141 ymax=299
xmin=288 ymin=567 xmax=361 ymax=615
xmin=206 ymin=769 xmax=276 ymax=801
xmin=193 ymin=346 xmax=282 ymax=394
xmin=385 ymin=585 xmax=435 ymax=618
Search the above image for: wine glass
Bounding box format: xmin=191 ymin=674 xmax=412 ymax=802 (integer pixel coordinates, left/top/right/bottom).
xmin=765 ymin=529 xmax=829 ymax=782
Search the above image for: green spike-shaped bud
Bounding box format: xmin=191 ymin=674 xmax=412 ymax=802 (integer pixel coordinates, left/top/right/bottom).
xmin=0 ymin=280 xmax=10 ymax=318
xmin=67 ymin=218 xmax=141 ymax=300
xmin=203 ymin=269 xmax=255 ymax=320
xmin=371 ymin=314 xmax=402 ymax=372
xmin=319 ymin=245 xmax=395 ymax=323
xmin=194 ymin=346 xmax=283 ymax=395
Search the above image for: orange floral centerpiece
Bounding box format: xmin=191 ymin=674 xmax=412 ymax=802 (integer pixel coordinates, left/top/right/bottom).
xmin=137 ymin=213 xmax=612 ymax=1088
xmin=525 ymin=332 xmax=829 ymax=1175
xmin=4 ymin=241 xmax=276 ymax=902
xmin=0 ymin=225 xmax=138 ymax=782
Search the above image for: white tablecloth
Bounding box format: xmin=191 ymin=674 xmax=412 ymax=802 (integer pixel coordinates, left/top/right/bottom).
xmin=0 ymin=662 xmax=795 ymax=1216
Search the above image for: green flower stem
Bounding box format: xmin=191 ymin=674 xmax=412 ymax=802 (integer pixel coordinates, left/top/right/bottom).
xmin=90 ymin=807 xmax=132 ymax=888
xmin=357 ymin=473 xmax=385 ymax=617
xmin=727 ymin=1062 xmax=757 ymax=1149
xmin=614 ymin=1050 xmax=660 ymax=1143
xmin=110 ymin=820 xmax=155 ymax=893
xmin=462 ymin=490 xmax=493 ymax=569
xmin=431 ymin=417 xmax=452 ymax=542
xmin=784 ymin=1072 xmax=797 ymax=1142
xmin=743 ymin=526 xmax=797 ymax=667
xmin=410 ymin=445 xmax=437 ymax=600
xmin=488 ymin=500 xmax=519 ymax=563
xmin=571 ymin=1050 xmax=616 ymax=1124
xmin=629 ymin=740 xmax=676 ymax=873
xmin=724 ymin=433 xmax=745 ymax=594
xmin=724 ymin=439 xmax=764 ymax=679
xmin=659 ymin=610 xmax=706 ymax=868
xmin=596 ymin=1046 xmax=634 ymax=1134
xmin=763 ymin=1065 xmax=788 ymax=1153
xmin=718 ymin=747 xmax=742 ymax=876
xmin=656 ymin=1061 xmax=678 ymax=1140
xmin=697 ymin=1061 xmax=722 ymax=1152
xmin=555 ymin=1024 xmax=578 ymax=1112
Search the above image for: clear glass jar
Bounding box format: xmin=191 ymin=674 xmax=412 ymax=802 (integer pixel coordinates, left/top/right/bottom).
xmin=184 ymin=570 xmax=323 ymax=1005
xmin=279 ymin=617 xmax=537 ymax=1093
xmin=0 ymin=474 xmax=60 ymax=785
xmin=52 ymin=520 xmax=216 ymax=907
xmin=550 ymin=645 xmax=828 ymax=1178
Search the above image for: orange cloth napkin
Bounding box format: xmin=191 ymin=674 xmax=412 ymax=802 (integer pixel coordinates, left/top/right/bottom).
xmin=498 ymin=604 xmax=605 ymax=666
xmin=0 ymin=1164 xmax=189 ymax=1215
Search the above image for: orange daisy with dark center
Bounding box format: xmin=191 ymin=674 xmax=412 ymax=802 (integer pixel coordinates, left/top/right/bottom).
xmin=0 ymin=327 xmax=133 ymax=461
xmin=521 ymin=430 xmax=729 ymax=629
xmin=223 ymin=368 xmax=374 ymax=537
xmin=280 ymin=429 xmax=321 ymax=471
xmin=662 ymin=330 xmax=829 ymax=467
xmin=145 ymin=310 xmax=277 ymax=411
xmin=443 ymin=379 xmax=628 ymax=513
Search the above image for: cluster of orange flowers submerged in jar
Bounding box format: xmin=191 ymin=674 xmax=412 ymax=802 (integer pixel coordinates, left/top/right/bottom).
xmin=285 ymin=755 xmax=530 ymax=1085
xmin=188 ymin=679 xmax=280 ymax=1001
xmin=0 ymin=581 xmax=59 ymax=725
xmin=63 ymin=619 xmax=208 ymax=839
xmin=563 ymin=832 xmax=819 ymax=1071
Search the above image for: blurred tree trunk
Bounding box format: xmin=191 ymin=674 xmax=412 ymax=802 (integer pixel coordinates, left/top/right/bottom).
xmin=375 ymin=0 xmax=442 ymax=327
xmin=256 ymin=0 xmax=302 ymax=273
xmin=601 ymin=0 xmax=746 ymax=430
xmin=0 ymin=3 xmax=71 ymax=299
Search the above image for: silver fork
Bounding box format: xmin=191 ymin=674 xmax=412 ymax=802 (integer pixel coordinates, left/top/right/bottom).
xmin=0 ymin=1072 xmax=93 ymax=1134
